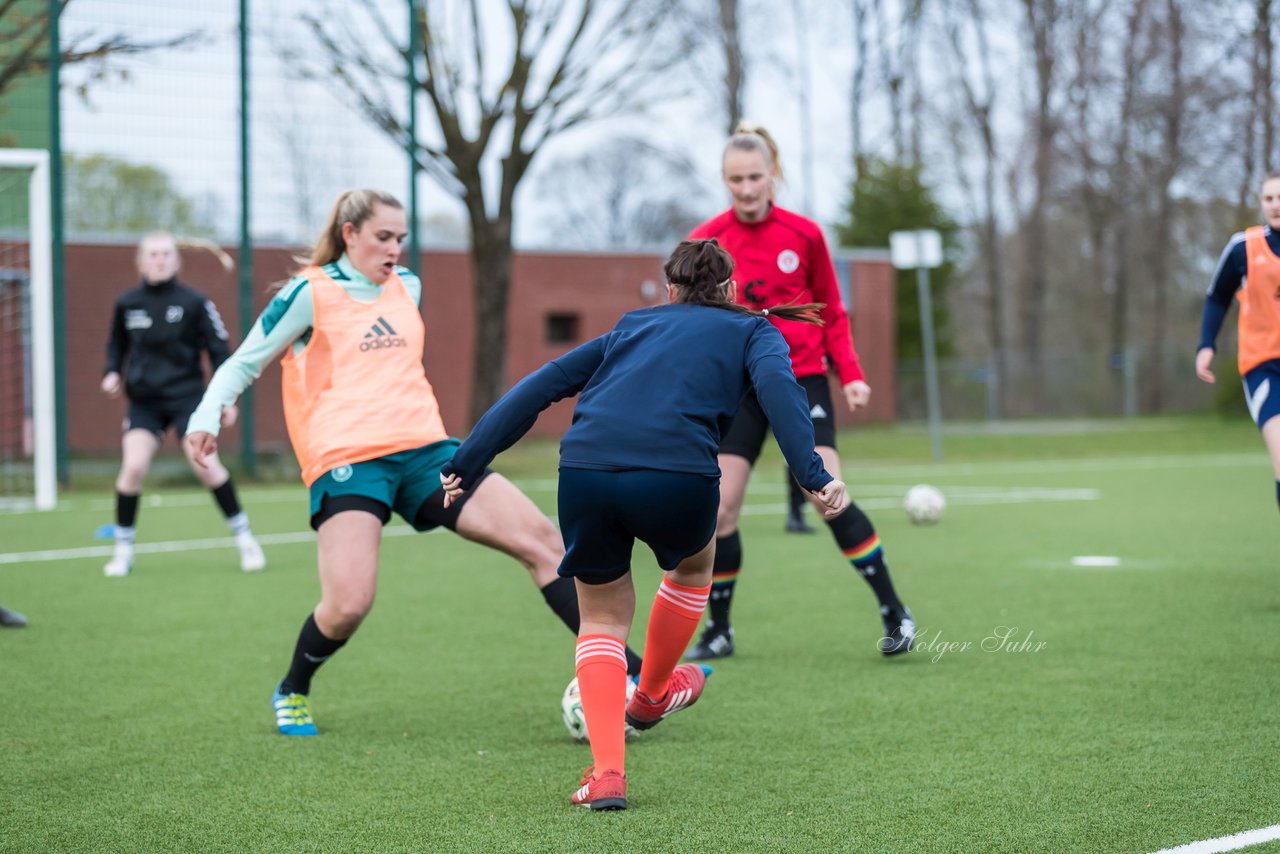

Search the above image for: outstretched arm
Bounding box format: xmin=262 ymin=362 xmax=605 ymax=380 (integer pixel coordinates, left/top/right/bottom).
xmin=184 ymin=277 xmax=316 ymax=444
xmin=441 ymin=336 xmax=609 ymax=498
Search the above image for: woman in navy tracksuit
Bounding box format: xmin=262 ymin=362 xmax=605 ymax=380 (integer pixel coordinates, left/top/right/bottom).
xmin=440 ymin=239 xmax=848 ymax=811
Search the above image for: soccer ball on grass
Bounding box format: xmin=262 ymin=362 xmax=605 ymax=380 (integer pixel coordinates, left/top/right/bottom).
xmin=561 ymin=676 xmax=638 ymax=741
xmin=903 ymin=484 xmax=946 ymax=525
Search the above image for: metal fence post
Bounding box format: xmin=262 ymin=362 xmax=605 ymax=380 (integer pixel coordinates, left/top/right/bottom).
xmin=238 ymin=0 xmax=255 ymax=475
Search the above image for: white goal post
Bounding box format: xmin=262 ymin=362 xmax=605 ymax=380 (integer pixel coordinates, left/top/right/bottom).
xmin=0 ymin=148 xmax=56 ymax=510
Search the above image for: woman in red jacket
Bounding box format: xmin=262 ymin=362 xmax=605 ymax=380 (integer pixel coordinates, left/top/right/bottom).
xmin=686 ymin=123 xmax=916 ymax=660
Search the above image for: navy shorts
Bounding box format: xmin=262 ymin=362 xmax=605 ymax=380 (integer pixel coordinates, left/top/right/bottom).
xmin=1244 ymin=359 xmax=1280 ymax=430
xmin=719 ymin=374 xmax=837 ymax=463
xmin=124 ymin=394 xmax=203 ymax=439
xmin=557 ymin=468 xmax=720 ymax=585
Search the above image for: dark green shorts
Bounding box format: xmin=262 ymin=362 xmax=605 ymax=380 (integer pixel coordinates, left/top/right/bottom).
xmin=309 ymin=439 xmax=461 ymax=531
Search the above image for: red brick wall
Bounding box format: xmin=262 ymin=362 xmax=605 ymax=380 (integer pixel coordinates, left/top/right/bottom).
xmin=844 ymin=253 xmax=897 ymax=427
xmin=61 ymin=242 xmax=895 ymax=455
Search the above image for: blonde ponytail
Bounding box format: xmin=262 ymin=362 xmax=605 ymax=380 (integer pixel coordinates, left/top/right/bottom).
xmin=305 ymin=189 xmax=403 ymax=268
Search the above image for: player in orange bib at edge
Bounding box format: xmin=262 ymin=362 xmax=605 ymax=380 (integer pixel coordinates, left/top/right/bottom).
xmin=1196 ymin=171 xmax=1280 ymax=515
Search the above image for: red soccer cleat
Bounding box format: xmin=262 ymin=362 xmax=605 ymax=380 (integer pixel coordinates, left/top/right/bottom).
xmin=624 ymin=663 xmax=711 ymax=731
xmin=570 ymin=766 xmax=627 ymax=811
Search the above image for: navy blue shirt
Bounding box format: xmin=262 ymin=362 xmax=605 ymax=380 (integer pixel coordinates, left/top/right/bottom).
xmin=1199 ymin=226 xmax=1280 ymax=350
xmin=443 ymin=303 xmax=833 ymax=492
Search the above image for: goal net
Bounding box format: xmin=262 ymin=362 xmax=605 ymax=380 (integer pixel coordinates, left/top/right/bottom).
xmin=0 ymin=149 xmax=55 ymax=511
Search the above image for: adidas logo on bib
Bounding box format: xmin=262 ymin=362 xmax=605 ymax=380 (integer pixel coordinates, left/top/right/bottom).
xmin=360 ymin=316 xmax=407 ymax=351
xmin=810 ymin=404 xmax=828 ymax=419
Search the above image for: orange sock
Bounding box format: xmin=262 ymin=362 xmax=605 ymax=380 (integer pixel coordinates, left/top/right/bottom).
xmin=575 ymin=634 xmax=628 ymax=774
xmin=637 ymin=576 xmax=711 ymax=700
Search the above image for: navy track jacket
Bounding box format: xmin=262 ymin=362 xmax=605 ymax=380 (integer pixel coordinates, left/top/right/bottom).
xmin=443 ymin=303 xmax=832 ymax=493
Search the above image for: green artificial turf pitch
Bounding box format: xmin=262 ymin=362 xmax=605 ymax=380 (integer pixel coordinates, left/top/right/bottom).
xmin=2 ymin=416 xmax=1277 ymax=853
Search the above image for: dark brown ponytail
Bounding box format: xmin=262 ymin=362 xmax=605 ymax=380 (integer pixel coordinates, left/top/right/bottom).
xmin=664 ymin=239 xmax=823 ymax=325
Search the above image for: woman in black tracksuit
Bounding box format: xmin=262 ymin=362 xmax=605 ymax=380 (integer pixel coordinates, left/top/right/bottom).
xmin=100 ymin=231 xmax=264 ymax=577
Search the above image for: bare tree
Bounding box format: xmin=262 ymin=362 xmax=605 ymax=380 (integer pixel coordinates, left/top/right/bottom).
xmin=872 ymin=0 xmax=907 ymax=160
xmin=850 ymin=0 xmax=874 ymax=176
xmin=1103 ymin=1 xmax=1149 ymax=369
xmin=903 ymin=0 xmax=925 ymax=166
xmin=0 ymin=0 xmax=196 ymax=103
xmin=1061 ymin=0 xmax=1150 ymax=366
xmin=940 ymin=0 xmax=1010 ymax=413
xmin=1018 ymin=0 xmax=1064 ymax=396
xmin=1239 ymin=0 xmax=1274 ymax=212
xmin=305 ymin=0 xmax=696 ymax=423
xmin=866 ymin=0 xmax=924 ymax=164
xmin=1061 ymin=0 xmax=1106 ymax=355
xmin=787 ymin=0 xmax=817 ymax=214
xmin=1142 ymin=0 xmax=1187 ymax=410
xmin=719 ymin=0 xmax=746 ymax=133
xmin=533 ymin=137 xmax=711 ymax=249
xmin=1261 ymin=0 xmax=1275 ymax=171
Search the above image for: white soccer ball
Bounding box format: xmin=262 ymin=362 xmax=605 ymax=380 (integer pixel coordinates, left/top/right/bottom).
xmin=561 ymin=676 xmax=638 ymax=741
xmin=903 ymin=484 xmax=946 ymax=525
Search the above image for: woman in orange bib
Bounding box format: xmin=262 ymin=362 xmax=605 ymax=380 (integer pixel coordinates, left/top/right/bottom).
xmin=185 ymin=189 xmax=639 ymax=735
xmin=1196 ymin=172 xmax=1280 ymax=514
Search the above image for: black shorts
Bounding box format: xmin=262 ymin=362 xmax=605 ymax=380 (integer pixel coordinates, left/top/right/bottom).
xmin=557 ymin=467 xmax=720 ymax=585
xmin=719 ymin=374 xmax=837 ymax=463
xmin=124 ymin=394 xmax=204 ymax=440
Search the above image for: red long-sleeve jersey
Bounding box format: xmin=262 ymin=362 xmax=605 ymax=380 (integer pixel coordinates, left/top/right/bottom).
xmin=689 ymin=206 xmax=865 ymax=384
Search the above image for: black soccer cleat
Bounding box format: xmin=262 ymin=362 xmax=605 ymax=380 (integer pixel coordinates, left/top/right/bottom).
xmin=784 ymin=510 xmax=816 ymax=534
xmin=685 ymin=624 xmax=735 ymax=660
xmin=0 ymin=606 xmax=28 ymax=628
xmin=878 ymin=607 xmax=916 ymax=657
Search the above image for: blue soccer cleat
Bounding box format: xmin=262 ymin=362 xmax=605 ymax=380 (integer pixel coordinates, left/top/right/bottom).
xmin=273 ymin=683 xmax=318 ymax=736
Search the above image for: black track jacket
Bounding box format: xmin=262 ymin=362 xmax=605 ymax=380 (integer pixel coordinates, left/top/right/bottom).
xmin=103 ymin=278 xmax=232 ymax=403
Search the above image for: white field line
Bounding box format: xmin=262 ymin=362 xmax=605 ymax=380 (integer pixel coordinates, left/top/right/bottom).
xmin=0 ymin=488 xmax=308 ymax=516
xmin=0 ymin=485 xmax=1098 ymax=568
xmin=1150 ymin=823 xmax=1280 ymax=853
xmin=0 ymin=525 xmax=428 ymax=566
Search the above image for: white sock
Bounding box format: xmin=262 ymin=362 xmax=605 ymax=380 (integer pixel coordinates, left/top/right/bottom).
xmin=226 ymin=512 xmax=251 ymax=537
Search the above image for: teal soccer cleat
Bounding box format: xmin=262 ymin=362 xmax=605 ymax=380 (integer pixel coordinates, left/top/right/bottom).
xmin=273 ymin=684 xmax=318 ymax=736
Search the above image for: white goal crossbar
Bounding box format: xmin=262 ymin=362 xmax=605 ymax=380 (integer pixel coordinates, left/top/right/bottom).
xmin=0 ymin=149 xmax=55 ymax=510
